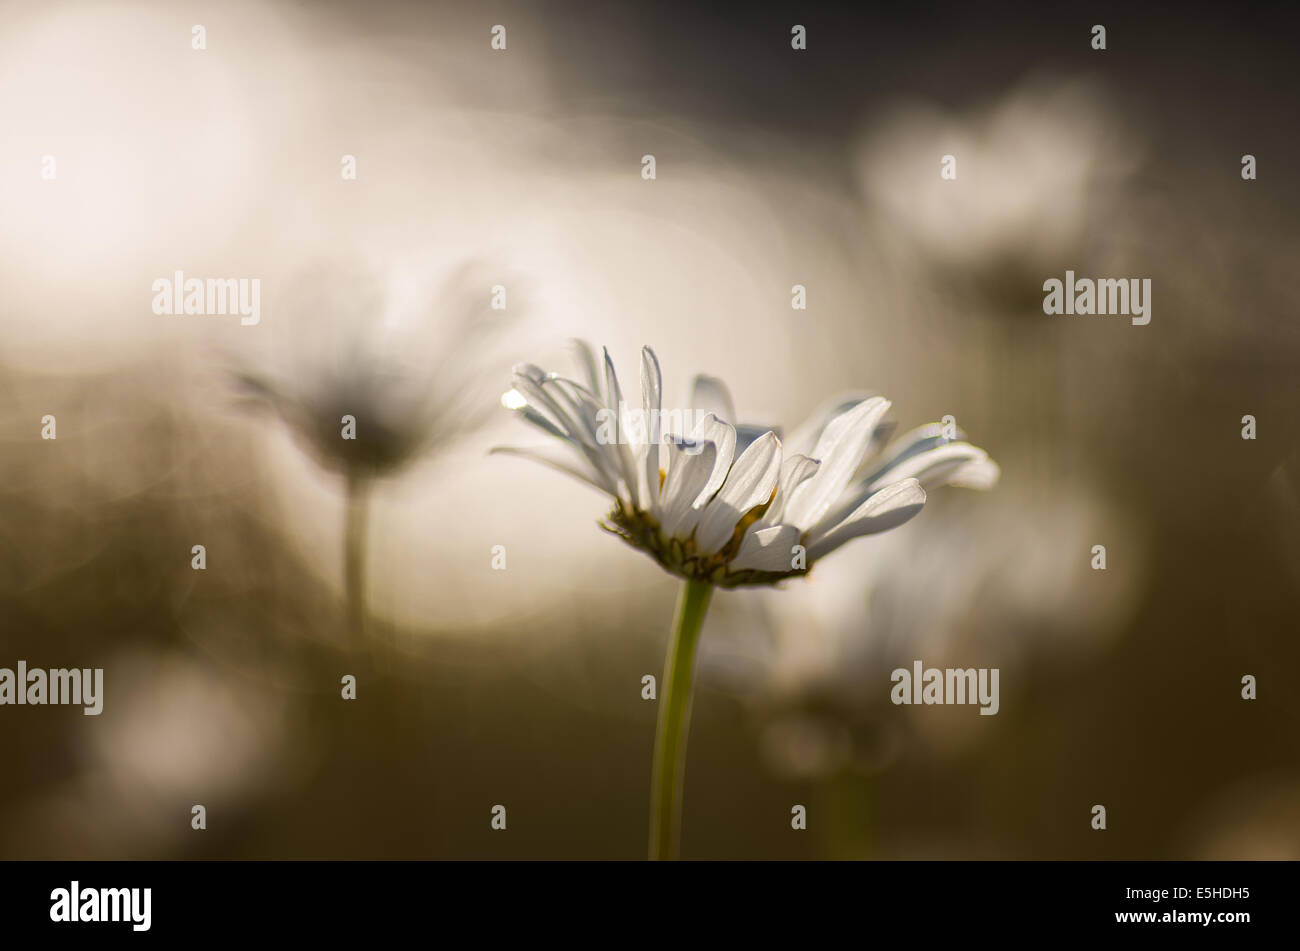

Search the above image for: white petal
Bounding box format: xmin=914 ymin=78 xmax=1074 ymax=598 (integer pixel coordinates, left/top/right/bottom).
xmin=863 ymin=423 xmax=971 ymax=485
xmin=691 ymin=374 xmax=736 ymax=425
xmin=783 ymin=392 xmax=880 ymax=459
xmin=546 ymin=377 xmax=601 ymax=444
xmin=514 ymin=369 xmax=603 ymax=454
xmin=510 ymin=369 xmax=621 ymax=490
xmin=571 ymin=340 xmax=602 ymax=395
xmin=694 ymin=432 xmax=782 ymax=554
xmin=658 ymin=436 xmax=718 ymax=538
xmin=730 ymin=524 xmax=802 ymax=573
xmin=690 ymin=412 xmax=737 ymax=509
xmin=512 ymin=362 xmax=547 ymax=383
xmin=870 ymin=422 xmax=962 ymax=474
xmin=510 ymin=367 xmax=572 ymax=436
xmin=503 ymin=394 xmax=565 ymax=440
xmin=806 ymin=478 xmax=927 ymax=562
xmin=490 ymin=446 xmax=614 ymax=495
xmin=865 ymin=442 xmax=993 ymax=493
xmin=782 ymin=397 xmax=891 ymax=531
xmin=640 ymin=347 xmax=663 ymax=513
xmin=600 ymin=347 xmax=621 ymax=409
xmin=546 ymin=376 xmax=628 ymax=498
xmin=734 ymin=422 xmax=780 ymax=456
xmin=945 ymin=456 xmax=1001 ymax=490
xmin=757 ymin=453 xmax=819 ymax=528
xmin=815 ymin=442 xmax=997 ymax=535
xmin=595 ymin=349 xmax=640 ymax=502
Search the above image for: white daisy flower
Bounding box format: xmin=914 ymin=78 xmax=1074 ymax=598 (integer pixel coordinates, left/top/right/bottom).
xmin=496 ymin=342 xmax=998 ymax=588
xmin=497 ymin=341 xmax=997 ymax=860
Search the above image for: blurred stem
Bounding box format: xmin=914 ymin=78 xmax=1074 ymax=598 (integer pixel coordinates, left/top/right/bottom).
xmin=649 ymin=578 xmax=714 ymax=861
xmin=344 ymin=471 xmax=371 ymax=648
xmin=823 ymin=767 xmax=873 ymax=859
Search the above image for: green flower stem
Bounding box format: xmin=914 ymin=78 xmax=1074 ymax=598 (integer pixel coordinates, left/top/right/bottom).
xmin=343 ymin=471 xmax=371 ymax=648
xmin=649 ymin=578 xmax=714 ymax=861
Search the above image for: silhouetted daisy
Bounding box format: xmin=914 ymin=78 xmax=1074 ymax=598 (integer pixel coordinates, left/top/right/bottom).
xmin=235 ymin=261 xmax=510 ymax=649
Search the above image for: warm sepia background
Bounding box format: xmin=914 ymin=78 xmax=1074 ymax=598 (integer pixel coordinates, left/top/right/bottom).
xmin=1 ymin=0 xmax=1297 ymax=859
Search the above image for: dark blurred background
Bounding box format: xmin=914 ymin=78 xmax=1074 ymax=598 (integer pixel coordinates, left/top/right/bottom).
xmin=1 ymin=0 xmax=1297 ymax=858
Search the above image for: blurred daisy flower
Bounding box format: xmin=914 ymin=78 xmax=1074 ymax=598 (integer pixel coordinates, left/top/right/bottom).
xmin=234 ymin=260 xmax=512 ymax=648
xmin=702 ymin=475 xmax=1141 ymax=783
xmin=497 ymin=342 xmax=997 ymax=858
xmin=856 ymin=78 xmax=1140 ymax=310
